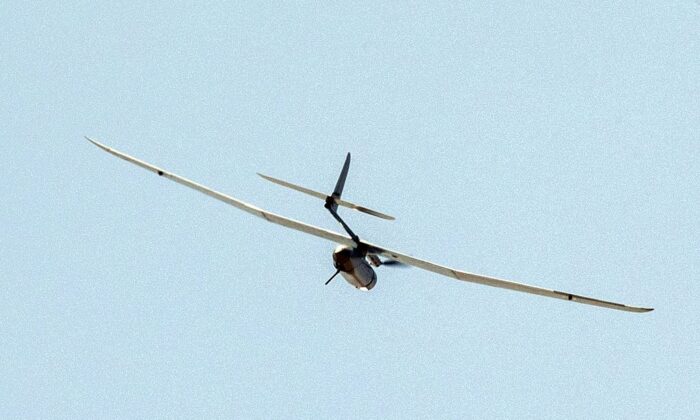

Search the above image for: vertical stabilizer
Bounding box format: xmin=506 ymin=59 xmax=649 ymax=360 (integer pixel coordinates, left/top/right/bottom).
xmin=332 ymin=153 xmax=351 ymax=198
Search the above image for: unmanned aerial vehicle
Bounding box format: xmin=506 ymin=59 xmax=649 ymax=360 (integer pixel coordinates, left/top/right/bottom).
xmin=86 ymin=137 xmax=652 ymax=313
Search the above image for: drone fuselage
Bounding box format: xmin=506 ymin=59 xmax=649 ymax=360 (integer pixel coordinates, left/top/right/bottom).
xmin=333 ymin=245 xmax=377 ymax=291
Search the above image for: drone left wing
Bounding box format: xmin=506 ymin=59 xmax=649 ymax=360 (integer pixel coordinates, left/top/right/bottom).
xmin=86 ymin=137 xmax=356 ymax=248
xmin=363 ymin=241 xmax=653 ymax=313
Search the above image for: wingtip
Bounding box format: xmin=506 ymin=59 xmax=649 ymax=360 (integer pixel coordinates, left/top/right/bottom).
xmin=85 ymin=136 xmax=104 ymax=149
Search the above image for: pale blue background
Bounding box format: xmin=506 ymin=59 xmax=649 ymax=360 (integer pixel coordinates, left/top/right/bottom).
xmin=2 ymin=2 xmax=698 ymax=418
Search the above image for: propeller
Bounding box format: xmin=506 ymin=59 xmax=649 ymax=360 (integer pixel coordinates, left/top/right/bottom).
xmin=325 ymin=269 xmax=341 ymax=285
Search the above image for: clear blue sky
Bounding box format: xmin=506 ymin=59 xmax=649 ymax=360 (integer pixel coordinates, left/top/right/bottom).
xmin=2 ymin=2 xmax=698 ymax=418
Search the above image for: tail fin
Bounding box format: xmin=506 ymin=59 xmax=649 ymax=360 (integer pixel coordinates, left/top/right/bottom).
xmin=332 ymin=153 xmax=351 ymax=198
xmin=257 ymin=153 xmax=395 ymax=221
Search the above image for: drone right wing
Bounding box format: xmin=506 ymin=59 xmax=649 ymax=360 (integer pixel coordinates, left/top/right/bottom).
xmin=86 ymin=137 xmax=357 ymax=248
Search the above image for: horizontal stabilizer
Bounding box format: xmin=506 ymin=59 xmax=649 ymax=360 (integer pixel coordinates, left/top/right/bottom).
xmin=257 ymin=173 xmax=395 ymax=221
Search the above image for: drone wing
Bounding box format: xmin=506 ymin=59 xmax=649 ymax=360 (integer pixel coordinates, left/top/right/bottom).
xmin=85 ymin=137 xmax=356 ymax=248
xmin=363 ymin=242 xmax=653 ymax=313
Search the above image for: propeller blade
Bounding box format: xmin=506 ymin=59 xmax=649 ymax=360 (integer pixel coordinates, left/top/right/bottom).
xmin=325 ymin=269 xmax=341 ymax=285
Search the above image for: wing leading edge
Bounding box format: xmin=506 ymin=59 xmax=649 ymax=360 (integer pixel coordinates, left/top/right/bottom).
xmin=86 ymin=137 xmax=652 ymax=313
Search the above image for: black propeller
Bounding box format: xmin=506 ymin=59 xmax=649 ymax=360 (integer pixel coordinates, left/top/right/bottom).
xmin=325 ymin=269 xmax=341 ymax=285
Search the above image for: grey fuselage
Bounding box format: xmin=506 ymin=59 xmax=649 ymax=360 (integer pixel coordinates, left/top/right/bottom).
xmin=332 ymin=245 xmax=377 ymax=291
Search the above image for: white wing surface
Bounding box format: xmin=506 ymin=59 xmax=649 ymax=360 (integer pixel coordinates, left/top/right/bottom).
xmin=364 ymin=242 xmax=653 ymax=313
xmin=86 ymin=137 xmax=356 ymax=248
xmin=87 ymin=137 xmax=652 ymax=313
